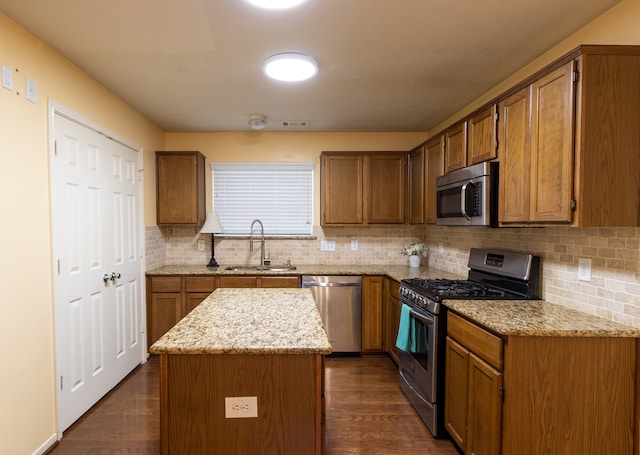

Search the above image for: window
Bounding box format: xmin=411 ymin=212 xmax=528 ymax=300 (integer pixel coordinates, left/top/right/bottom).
xmin=211 ymin=162 xmax=313 ymax=236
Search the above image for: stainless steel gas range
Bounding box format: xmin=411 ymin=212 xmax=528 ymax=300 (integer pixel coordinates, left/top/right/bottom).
xmin=396 ymin=248 xmax=541 ymax=438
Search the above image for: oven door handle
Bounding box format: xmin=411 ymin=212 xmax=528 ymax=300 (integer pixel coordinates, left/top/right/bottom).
xmin=410 ymin=309 xmax=435 ymax=326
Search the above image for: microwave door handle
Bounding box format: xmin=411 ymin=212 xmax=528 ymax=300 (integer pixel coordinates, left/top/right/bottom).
xmin=460 ymin=182 xmax=472 ymax=220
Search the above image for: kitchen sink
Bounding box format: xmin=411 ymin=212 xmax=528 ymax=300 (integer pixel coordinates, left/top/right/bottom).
xmin=224 ymin=265 xmax=297 ymax=272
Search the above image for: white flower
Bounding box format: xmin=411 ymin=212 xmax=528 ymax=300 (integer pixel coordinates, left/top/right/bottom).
xmin=401 ymin=242 xmax=428 ymax=256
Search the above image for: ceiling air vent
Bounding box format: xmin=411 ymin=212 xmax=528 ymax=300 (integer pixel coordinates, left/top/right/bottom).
xmin=281 ymin=120 xmax=309 ymax=128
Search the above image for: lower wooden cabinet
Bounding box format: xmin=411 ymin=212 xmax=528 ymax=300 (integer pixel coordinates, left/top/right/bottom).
xmin=445 ymin=311 xmax=636 ymax=455
xmin=147 ymin=276 xmax=216 ymax=347
xmin=384 ymin=278 xmax=401 ymax=364
xmin=147 ymin=274 xmax=300 ymax=349
xmin=362 ymin=276 xmax=384 ymax=352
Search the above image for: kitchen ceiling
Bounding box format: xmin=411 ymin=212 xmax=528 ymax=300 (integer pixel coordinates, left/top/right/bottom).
xmin=0 ymin=0 xmax=620 ymax=132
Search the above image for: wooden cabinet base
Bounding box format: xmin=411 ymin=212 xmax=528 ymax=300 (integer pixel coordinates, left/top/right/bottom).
xmin=159 ymin=353 xmax=324 ymax=455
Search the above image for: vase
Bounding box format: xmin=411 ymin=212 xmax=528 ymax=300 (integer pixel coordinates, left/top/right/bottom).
xmin=409 ymin=255 xmax=421 ymax=267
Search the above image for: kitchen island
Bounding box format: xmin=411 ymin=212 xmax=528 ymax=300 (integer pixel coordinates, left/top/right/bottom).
xmin=150 ymin=288 xmax=332 ymax=455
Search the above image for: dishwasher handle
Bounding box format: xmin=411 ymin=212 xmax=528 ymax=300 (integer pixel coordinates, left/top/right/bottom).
xmin=302 ymin=281 xmax=361 ymax=287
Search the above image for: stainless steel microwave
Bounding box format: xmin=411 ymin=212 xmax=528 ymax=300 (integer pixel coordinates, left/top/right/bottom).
xmin=435 ymin=161 xmax=498 ymax=227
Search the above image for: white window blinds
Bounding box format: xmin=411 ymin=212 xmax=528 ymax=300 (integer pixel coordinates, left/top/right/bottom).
xmin=211 ymin=162 xmax=314 ymax=236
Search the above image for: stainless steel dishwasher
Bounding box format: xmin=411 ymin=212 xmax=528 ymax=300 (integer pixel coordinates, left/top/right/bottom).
xmin=301 ymin=275 xmax=362 ymax=353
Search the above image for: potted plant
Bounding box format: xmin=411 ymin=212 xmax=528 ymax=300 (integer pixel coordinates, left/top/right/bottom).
xmin=401 ymin=242 xmax=429 ymax=267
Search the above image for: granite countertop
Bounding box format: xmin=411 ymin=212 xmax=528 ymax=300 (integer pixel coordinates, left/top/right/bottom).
xmin=146 ymin=263 xmax=464 ymax=283
xmin=149 ymin=288 xmax=333 ymax=355
xmin=444 ymin=299 xmax=640 ymax=338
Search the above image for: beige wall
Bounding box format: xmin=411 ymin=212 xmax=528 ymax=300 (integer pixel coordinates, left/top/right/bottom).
xmin=0 ymin=13 xmax=164 ymax=455
xmin=428 ymin=0 xmax=640 ymax=136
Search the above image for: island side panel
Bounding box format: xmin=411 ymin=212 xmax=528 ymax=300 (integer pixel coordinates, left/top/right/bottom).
xmin=501 ymin=336 xmax=636 ymax=455
xmin=160 ymin=353 xmax=322 ymax=455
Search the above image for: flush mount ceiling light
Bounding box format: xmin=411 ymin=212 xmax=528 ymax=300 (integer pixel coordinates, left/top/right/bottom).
xmin=248 ymin=114 xmax=266 ymax=130
xmin=247 ymin=0 xmax=307 ymax=9
xmin=263 ymin=53 xmax=318 ymax=82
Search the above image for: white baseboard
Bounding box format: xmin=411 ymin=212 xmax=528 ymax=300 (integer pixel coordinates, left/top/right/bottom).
xmin=33 ymin=433 xmax=58 ymax=455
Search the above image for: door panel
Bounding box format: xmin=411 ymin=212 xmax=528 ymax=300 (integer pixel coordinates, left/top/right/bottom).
xmin=52 ymin=112 xmax=143 ymax=432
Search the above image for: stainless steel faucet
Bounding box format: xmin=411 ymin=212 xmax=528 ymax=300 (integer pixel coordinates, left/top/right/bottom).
xmin=249 ymin=219 xmax=265 ymax=267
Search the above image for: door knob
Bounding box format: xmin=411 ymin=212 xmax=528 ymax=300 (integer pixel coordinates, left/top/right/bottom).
xmin=103 ymin=272 xmax=121 ymax=283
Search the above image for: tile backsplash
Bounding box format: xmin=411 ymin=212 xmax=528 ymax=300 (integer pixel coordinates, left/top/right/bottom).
xmin=146 ymin=224 xmax=640 ymax=328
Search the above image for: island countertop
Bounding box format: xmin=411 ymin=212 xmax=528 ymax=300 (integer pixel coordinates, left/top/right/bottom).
xmin=149 ymin=288 xmax=332 ymax=355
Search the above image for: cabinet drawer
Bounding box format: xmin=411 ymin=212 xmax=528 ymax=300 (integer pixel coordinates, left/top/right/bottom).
xmin=260 ymin=276 xmax=300 ymax=288
xmin=185 ymin=276 xmax=216 ymax=292
xmin=150 ymin=276 xmax=182 ymax=293
xmin=219 ymin=276 xmax=257 ymax=288
xmin=448 ymin=312 xmax=502 ymax=370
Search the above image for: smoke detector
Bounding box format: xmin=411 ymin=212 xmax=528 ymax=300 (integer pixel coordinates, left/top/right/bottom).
xmin=248 ymin=114 xmax=266 ymax=130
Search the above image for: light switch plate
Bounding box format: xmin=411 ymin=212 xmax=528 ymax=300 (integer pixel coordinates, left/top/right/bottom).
xmin=2 ymin=65 xmax=14 ymax=91
xmin=351 ymin=239 xmax=358 ymax=251
xmin=320 ymin=240 xmax=336 ymax=251
xmin=25 ymin=77 xmax=37 ymax=103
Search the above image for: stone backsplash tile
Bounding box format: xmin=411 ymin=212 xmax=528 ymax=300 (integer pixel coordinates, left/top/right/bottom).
xmin=145 ymin=224 xmax=640 ymax=328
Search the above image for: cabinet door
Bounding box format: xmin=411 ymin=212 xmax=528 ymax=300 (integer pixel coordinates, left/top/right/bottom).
xmin=385 ymin=279 xmax=401 ymax=365
xmin=530 ymin=61 xmax=576 ymax=223
xmin=260 ymin=276 xmax=300 ymax=288
xmin=468 ymin=104 xmax=498 ymax=165
xmin=445 ymin=336 xmax=470 ymax=452
xmin=498 ymin=87 xmax=532 ymax=223
xmin=425 ymin=135 xmax=445 ymax=224
xmin=148 ymin=293 xmax=182 ymax=346
xmin=156 ymin=152 xmax=206 ymax=228
xmin=218 ymin=276 xmax=258 ymax=288
xmin=321 ymin=153 xmax=363 ymax=225
xmin=445 ymin=121 xmax=468 ymax=173
xmin=365 ymin=154 xmax=406 ymax=224
xmin=407 ymin=145 xmax=426 ymax=224
xmin=185 ymin=293 xmax=211 ymax=315
xmin=362 ymin=276 xmax=384 ymax=352
xmin=467 ymin=353 xmax=502 ymax=455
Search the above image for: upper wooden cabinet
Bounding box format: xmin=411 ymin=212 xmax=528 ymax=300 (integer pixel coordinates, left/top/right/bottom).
xmin=156 ymin=151 xmax=206 ymax=229
xmin=498 ymin=87 xmax=532 ymax=223
xmin=407 ymin=145 xmax=426 ymax=224
xmin=425 ymin=135 xmax=445 ymax=224
xmin=497 ymin=45 xmax=640 ymax=226
xmin=468 ymin=104 xmax=498 ymax=165
xmin=444 ymin=121 xmax=468 ymax=173
xmin=321 ymin=152 xmax=406 ymax=225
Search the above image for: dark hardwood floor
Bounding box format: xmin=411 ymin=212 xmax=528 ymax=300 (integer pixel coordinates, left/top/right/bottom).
xmin=47 ymin=355 xmax=458 ymax=455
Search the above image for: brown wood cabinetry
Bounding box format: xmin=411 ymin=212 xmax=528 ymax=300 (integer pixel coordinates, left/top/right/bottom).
xmin=445 ymin=311 xmax=636 ymax=455
xmin=498 ymin=87 xmax=531 ymax=223
xmin=407 ymin=145 xmax=425 ymax=224
xmin=444 ymin=121 xmax=468 ymax=173
xmin=147 ymin=274 xmax=300 ymax=349
xmin=362 ymin=276 xmax=384 ymax=352
xmin=159 ymin=353 xmax=324 ymax=455
xmin=321 ymin=152 xmax=406 ymax=225
xmin=320 ymin=153 xmax=363 ymax=225
xmin=218 ymin=275 xmax=300 ymax=288
xmin=497 ymin=45 xmax=640 ymax=226
xmin=156 ymin=151 xmax=206 ymax=229
xmin=384 ymin=278 xmax=400 ymax=364
xmin=147 ymin=275 xmax=216 ymax=348
xmin=425 ymin=135 xmax=445 ymax=224
xmin=468 ymin=104 xmax=498 ymax=165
